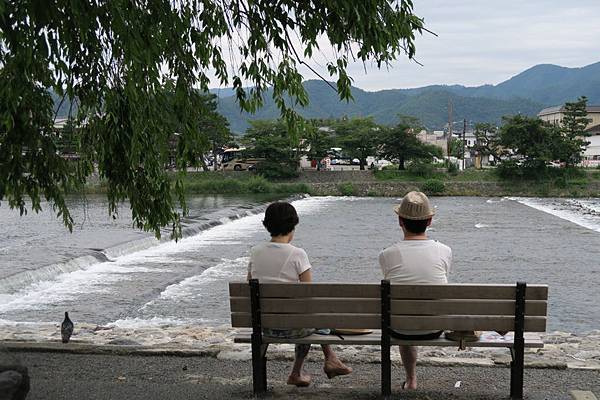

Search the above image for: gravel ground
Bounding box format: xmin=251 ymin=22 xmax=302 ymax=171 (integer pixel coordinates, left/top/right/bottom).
xmin=4 ymin=351 xmax=599 ymax=400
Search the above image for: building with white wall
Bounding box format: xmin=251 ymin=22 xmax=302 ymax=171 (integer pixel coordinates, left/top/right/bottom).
xmin=538 ymin=105 xmax=600 ymax=165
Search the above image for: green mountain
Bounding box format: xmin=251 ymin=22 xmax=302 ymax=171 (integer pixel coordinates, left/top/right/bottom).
xmin=53 ymin=61 xmax=600 ymax=133
xmin=214 ymin=61 xmax=600 ymax=133
xmin=216 ymin=81 xmax=544 ymax=133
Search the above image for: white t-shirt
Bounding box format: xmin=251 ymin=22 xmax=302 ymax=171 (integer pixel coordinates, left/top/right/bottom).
xmin=379 ymin=239 xmax=452 ymax=335
xmin=248 ymin=242 xmax=312 ymax=283
xmin=379 ymin=240 xmax=451 ymax=284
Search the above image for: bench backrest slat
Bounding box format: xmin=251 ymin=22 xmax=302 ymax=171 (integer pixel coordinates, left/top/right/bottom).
xmin=230 ymin=297 xmax=547 ymax=316
xmin=229 ymin=282 xmax=548 ymax=332
xmin=390 ymin=284 xmax=548 ymax=300
xmin=229 ymin=282 xmax=548 ymax=300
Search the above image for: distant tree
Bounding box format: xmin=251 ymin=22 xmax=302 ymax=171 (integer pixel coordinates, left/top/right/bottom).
xmin=497 ymin=115 xmax=557 ymax=170
xmin=333 ymin=117 xmax=381 ymax=170
xmin=558 ymin=97 xmax=592 ymax=166
xmin=55 ymin=119 xmax=79 ymax=157
xmin=165 ymin=91 xmax=231 ymax=172
xmin=494 ymin=114 xmax=586 ymax=180
xmin=242 ymin=120 xmax=299 ymax=179
xmin=199 ymin=95 xmax=232 ymax=171
xmin=378 ymin=118 xmax=442 ymax=170
xmin=0 ymin=0 xmax=426 ymax=238
xmin=303 ymin=122 xmax=334 ymax=163
xmin=472 ymin=123 xmax=503 ymax=161
xmin=449 ymin=138 xmax=464 ymax=158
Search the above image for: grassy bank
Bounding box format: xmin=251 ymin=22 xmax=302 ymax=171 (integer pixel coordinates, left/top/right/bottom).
xmin=368 ymin=168 xmax=600 ymax=197
xmin=81 ymin=169 xmax=600 ymax=198
xmin=178 ymin=172 xmax=311 ymax=195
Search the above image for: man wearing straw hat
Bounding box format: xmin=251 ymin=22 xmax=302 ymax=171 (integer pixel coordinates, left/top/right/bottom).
xmin=379 ymin=191 xmax=452 ymax=390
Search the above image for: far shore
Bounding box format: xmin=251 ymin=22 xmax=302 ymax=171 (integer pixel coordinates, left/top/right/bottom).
xmin=79 ymin=169 xmax=600 ymax=198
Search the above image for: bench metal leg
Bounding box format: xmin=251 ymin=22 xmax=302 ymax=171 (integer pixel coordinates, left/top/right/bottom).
xmin=251 ymin=339 xmax=268 ymax=395
xmin=381 ymin=343 xmax=391 ymax=398
xmin=250 ymin=279 xmax=267 ymax=396
xmin=510 ymin=345 xmax=524 ymax=399
xmin=261 ymin=344 xmax=268 ymax=393
xmin=510 ymin=282 xmax=526 ymax=399
xmin=381 ymin=280 xmax=391 ymax=398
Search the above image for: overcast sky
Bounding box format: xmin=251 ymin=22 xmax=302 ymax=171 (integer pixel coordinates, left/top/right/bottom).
xmin=308 ymin=0 xmax=600 ymax=91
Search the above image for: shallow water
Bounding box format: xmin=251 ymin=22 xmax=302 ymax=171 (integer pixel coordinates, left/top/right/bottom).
xmin=1 ymin=195 xmax=600 ymax=337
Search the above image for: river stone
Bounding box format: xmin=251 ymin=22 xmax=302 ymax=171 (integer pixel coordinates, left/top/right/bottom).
xmin=217 ymin=349 xmax=252 ymax=361
xmin=0 ymin=369 xmax=29 ymax=400
xmin=574 ymin=350 xmax=600 ymax=360
xmin=107 ymin=338 xmax=142 ymax=346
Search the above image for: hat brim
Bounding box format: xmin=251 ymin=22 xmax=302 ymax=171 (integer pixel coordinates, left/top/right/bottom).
xmin=393 ymin=205 xmax=435 ymax=220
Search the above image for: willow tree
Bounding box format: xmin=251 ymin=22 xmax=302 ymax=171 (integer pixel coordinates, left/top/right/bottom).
xmin=0 ymin=0 xmax=426 ymax=238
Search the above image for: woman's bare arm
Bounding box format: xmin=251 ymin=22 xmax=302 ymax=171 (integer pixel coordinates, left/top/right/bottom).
xmin=299 ymin=269 xmax=312 ymax=282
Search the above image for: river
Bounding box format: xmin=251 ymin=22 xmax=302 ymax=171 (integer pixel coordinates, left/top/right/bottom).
xmin=1 ymin=195 xmax=599 ymax=341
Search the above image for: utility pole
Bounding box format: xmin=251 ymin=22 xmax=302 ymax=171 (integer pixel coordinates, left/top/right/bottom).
xmin=462 ymin=119 xmax=467 ymax=170
xmin=447 ymin=98 xmax=453 ymax=166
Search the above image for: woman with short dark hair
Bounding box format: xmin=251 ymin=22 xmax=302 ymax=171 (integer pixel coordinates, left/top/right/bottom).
xmin=247 ymin=201 xmax=352 ymax=387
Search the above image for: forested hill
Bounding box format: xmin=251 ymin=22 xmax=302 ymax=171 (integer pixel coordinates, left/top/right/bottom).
xmin=52 ymin=61 xmax=600 ymax=134
xmin=214 ymin=61 xmax=600 ymax=133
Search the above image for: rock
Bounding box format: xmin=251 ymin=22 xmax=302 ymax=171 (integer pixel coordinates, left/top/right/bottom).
xmin=0 ymin=367 xmax=29 ymax=400
xmin=217 ymin=349 xmax=252 ymax=361
xmin=574 ymin=350 xmax=600 ymax=360
xmin=0 ymin=371 xmax=22 ymax=399
xmin=420 ymin=357 xmax=495 ymax=367
xmin=107 ymin=338 xmax=142 ymax=346
xmin=524 ymin=360 xmax=567 ymax=369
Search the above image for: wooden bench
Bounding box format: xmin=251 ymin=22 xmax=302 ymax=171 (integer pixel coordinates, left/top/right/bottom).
xmin=229 ymin=280 xmax=548 ymax=399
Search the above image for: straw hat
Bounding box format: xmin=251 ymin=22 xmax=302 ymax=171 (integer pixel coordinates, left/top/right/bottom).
xmin=393 ymin=191 xmax=435 ymax=220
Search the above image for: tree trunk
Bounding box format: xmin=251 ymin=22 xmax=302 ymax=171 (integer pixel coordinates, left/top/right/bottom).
xmin=212 ymin=141 xmax=218 ymax=171
xmin=399 ymin=156 xmax=405 ymax=170
xmin=360 ymin=158 xmax=365 ymax=170
xmin=200 ymin=158 xmax=209 ymax=172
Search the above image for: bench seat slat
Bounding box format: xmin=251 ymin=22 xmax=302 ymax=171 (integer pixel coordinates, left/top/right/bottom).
xmin=231 ymin=313 xmax=546 ymax=332
xmin=232 ymin=330 xmax=544 ymax=348
xmin=230 ymin=298 xmax=547 ymax=316
xmin=391 ymin=315 xmax=546 ymax=332
xmin=229 ymin=282 xmax=548 ymax=300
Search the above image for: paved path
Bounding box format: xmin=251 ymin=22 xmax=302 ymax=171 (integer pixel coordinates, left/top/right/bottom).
xmin=6 ymin=351 xmax=600 ymax=399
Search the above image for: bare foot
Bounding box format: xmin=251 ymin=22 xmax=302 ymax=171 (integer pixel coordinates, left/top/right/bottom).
xmin=323 ymin=359 xmax=352 ymax=379
xmin=403 ymin=379 xmax=417 ymax=390
xmin=287 ymin=372 xmax=311 ymax=387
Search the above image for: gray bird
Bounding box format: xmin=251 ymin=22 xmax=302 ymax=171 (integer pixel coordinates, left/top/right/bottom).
xmin=61 ymin=312 xmax=74 ymax=343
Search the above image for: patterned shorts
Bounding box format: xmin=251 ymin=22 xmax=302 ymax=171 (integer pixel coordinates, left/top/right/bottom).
xmin=262 ymin=328 xmax=316 ymax=339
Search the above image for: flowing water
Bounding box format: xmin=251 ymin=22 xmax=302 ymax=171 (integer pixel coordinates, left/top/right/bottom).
xmin=1 ymin=195 xmax=599 ymax=340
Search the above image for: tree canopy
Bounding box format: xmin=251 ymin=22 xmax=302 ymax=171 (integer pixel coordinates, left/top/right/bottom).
xmin=378 ymin=116 xmax=441 ymax=170
xmin=242 ymin=120 xmax=300 ymax=179
xmin=487 ymin=103 xmax=591 ymax=177
xmin=333 ymin=117 xmax=381 ymax=170
xmin=0 ymin=1 xmax=425 ymax=237
xmin=558 ymin=96 xmax=592 ymax=166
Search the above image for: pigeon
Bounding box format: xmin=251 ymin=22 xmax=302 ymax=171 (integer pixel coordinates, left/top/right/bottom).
xmin=61 ymin=312 xmax=74 ymax=343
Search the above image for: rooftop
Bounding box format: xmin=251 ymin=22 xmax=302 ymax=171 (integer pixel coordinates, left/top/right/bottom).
xmin=538 ymin=105 xmax=600 ymax=116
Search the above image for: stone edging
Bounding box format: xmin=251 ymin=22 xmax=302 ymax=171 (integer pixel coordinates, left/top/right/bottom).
xmin=2 ymin=337 xmax=599 ymax=371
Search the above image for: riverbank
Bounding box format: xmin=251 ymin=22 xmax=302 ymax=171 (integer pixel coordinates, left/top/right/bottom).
xmin=80 ymin=169 xmax=600 ymax=198
xmin=4 ymin=348 xmax=599 ymax=399
xmin=183 ymin=169 xmax=600 ymax=197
